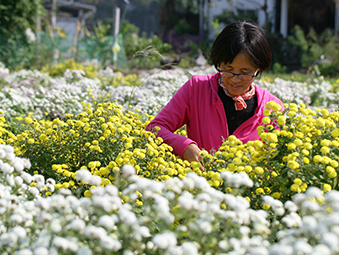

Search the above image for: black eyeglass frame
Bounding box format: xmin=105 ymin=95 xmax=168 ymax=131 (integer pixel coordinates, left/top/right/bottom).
xmin=217 ymin=68 xmax=259 ymax=81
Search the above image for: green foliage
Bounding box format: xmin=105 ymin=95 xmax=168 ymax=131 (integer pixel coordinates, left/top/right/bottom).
xmin=0 ymin=0 xmax=44 ymax=32
xmin=81 ymin=21 xmax=114 ymax=67
xmin=120 ymin=20 xmax=172 ymax=70
xmin=316 ymin=62 xmax=339 ymax=77
xmin=214 ymin=9 xmax=258 ymax=25
xmin=122 ymin=25 xmax=172 ymax=59
xmin=33 ymin=29 xmax=69 ymax=70
xmin=174 ymin=19 xmax=198 ymax=35
xmin=210 ymin=19 xmax=222 ymax=37
xmin=287 ymin=26 xmax=339 ymax=70
xmin=0 ymin=0 xmax=45 ymax=70
xmin=270 ymin=62 xmax=287 ymax=74
xmin=0 ymin=28 xmax=33 ymax=70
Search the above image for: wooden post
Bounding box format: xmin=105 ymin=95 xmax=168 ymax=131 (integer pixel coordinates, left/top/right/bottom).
xmin=113 ymin=6 xmax=120 ymax=65
xmin=51 ymin=0 xmax=57 ymax=33
xmin=335 ymin=1 xmax=339 ymax=36
xmin=280 ymin=0 xmax=288 ymax=38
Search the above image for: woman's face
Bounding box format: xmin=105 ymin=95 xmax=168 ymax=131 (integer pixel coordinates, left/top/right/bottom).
xmin=219 ymin=52 xmax=258 ymax=96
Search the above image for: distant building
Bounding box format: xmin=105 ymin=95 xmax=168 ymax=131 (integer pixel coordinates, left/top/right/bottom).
xmin=209 ymin=0 xmax=337 ymax=38
xmin=43 ymin=0 xmax=96 ymax=45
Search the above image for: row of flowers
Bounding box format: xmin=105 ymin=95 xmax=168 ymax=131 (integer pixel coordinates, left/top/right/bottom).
xmin=0 ymin=62 xmax=338 ymax=120
xmin=1 ymin=62 xmax=339 ymax=254
xmin=1 ymin=143 xmax=339 ymax=255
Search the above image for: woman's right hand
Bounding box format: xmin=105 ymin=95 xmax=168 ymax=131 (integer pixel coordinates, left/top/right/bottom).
xmin=183 ymin=143 xmax=204 ymax=171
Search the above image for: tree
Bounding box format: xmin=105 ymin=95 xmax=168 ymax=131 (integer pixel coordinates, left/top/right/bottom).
xmin=159 ymin=0 xmax=212 ymax=35
xmin=0 ymin=0 xmax=45 ymax=70
xmin=334 ymin=0 xmax=339 ymax=35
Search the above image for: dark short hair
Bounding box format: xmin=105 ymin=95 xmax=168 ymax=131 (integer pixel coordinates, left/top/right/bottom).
xmin=210 ymin=21 xmax=272 ymax=73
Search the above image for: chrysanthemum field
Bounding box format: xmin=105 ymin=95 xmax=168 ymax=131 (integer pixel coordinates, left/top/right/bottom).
xmin=1 ymin=61 xmax=339 ymax=255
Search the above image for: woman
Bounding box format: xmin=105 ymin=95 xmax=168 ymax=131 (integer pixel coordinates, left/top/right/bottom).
xmin=146 ymin=21 xmax=283 ymax=163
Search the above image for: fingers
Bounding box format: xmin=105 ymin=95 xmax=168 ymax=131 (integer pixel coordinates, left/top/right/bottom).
xmin=194 ymin=154 xmax=205 ymax=172
xmin=183 ymin=143 xmax=205 ymax=171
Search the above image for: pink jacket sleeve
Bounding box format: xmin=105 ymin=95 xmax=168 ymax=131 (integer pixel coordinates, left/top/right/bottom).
xmin=146 ymin=79 xmax=197 ymax=158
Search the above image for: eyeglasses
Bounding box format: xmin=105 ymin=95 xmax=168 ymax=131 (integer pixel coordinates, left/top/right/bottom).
xmin=217 ymin=68 xmax=259 ymax=81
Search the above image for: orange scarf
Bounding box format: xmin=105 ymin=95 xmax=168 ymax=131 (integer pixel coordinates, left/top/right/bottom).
xmin=218 ymin=76 xmax=256 ymax=111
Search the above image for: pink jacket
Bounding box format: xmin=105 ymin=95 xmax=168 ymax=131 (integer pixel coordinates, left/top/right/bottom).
xmin=146 ymin=73 xmax=283 ymax=158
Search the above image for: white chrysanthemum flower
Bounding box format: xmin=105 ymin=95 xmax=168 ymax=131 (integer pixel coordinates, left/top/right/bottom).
xmin=77 ymin=246 xmax=92 ymax=255
xmin=122 ymin=249 xmax=134 ymax=255
xmin=89 ymin=175 xmax=102 ymax=186
xmin=21 ymin=172 xmax=33 ymax=184
xmin=284 ymin=201 xmax=298 ymax=212
xmin=68 ymin=219 xmax=86 ymax=232
xmin=301 ymin=215 xmax=318 ymax=232
xmin=239 ymin=226 xmax=251 ymax=236
xmin=199 ymin=220 xmax=212 ymax=234
xmin=63 ymin=69 xmax=73 ymax=80
xmin=52 ymin=236 xmax=70 ymax=250
xmin=72 ymin=70 xmax=86 ymax=79
xmin=50 ymin=219 xmax=62 ymax=233
xmin=249 ymin=247 xmax=269 ymax=255
xmin=35 ymin=198 xmax=50 ymax=211
xmin=311 ymin=244 xmax=331 ymax=255
xmin=0 ymin=201 xmax=9 ymax=215
xmin=219 ymin=240 xmax=229 ymax=250
xmin=305 ymin=187 xmax=323 ymax=198
xmin=325 ymin=190 xmax=339 ymax=204
xmin=122 ymin=164 xmax=136 ymax=177
xmin=90 ymin=186 xmax=105 ymax=196
xmin=138 ymin=226 xmax=151 ymax=238
xmin=12 ymin=226 xmax=26 ymax=239
xmin=6 ymin=153 xmax=15 ymax=161
xmin=93 ymin=196 xmax=117 ymax=212
xmin=262 ymin=196 xmax=274 ymax=205
xmin=21 ymin=158 xmax=31 ymax=169
xmin=178 ymin=192 xmax=197 ymax=210
xmin=10 ymin=214 xmax=24 ymax=224
xmin=76 ymin=169 xmax=92 ymax=182
xmin=196 ymin=193 xmax=211 ymax=203
xmin=46 ymin=183 xmax=55 ymax=192
xmin=268 ymin=244 xmax=294 ymax=255
xmin=98 ymin=215 xmax=115 ymax=229
xmin=100 ymin=235 xmax=121 ymax=251
xmin=34 ymin=174 xmax=45 ymax=184
xmin=1 ymin=162 xmax=14 ymax=174
xmin=14 ymin=176 xmax=23 ymax=186
xmin=321 ymin=232 xmax=339 ymax=251
xmin=12 ymin=158 xmax=25 ymax=172
xmin=36 ymin=182 xmax=45 ymax=192
xmin=272 ymin=200 xmax=285 ymax=216
xmin=294 ymin=240 xmax=313 ymax=254
xmin=292 ymin=193 xmax=307 ymax=205
xmin=14 ymin=249 xmax=33 ymax=255
xmin=282 ymin=212 xmax=302 ymax=228
xmin=152 ymin=232 xmax=177 ymax=249
xmin=119 ymin=206 xmax=137 ymax=226
xmin=35 ymin=230 xmax=51 ymax=247
xmin=301 ymin=200 xmax=321 ymax=212
xmin=220 ymin=171 xmax=253 ymax=188
xmin=0 ymin=149 xmax=6 ymax=159
xmin=84 ymin=226 xmax=107 ymax=239
xmin=33 ymin=246 xmax=49 ymax=255
xmin=182 ymin=177 xmax=195 ymax=190
xmin=254 ymin=222 xmax=271 ymax=235
xmin=6 ymin=175 xmax=15 ymax=187
xmin=28 ymin=186 xmax=40 ymax=197
xmin=105 ymin=185 xmax=118 ymax=196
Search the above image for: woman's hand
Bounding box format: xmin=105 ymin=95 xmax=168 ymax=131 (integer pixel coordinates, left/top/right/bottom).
xmin=183 ymin=143 xmax=205 ymax=171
